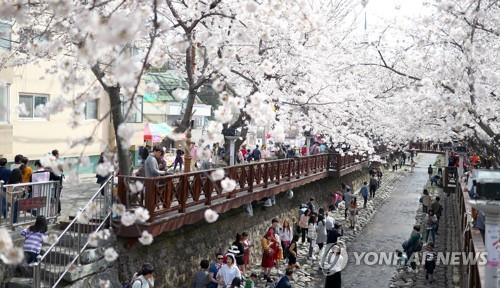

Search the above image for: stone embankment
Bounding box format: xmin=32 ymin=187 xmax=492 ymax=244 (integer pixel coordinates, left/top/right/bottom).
xmin=115 ymin=169 xmax=372 ymax=287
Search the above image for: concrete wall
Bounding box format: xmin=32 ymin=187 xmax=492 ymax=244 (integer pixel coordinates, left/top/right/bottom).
xmin=0 ymin=62 xmax=144 ymax=160
xmin=116 ymin=170 xmax=370 ymax=287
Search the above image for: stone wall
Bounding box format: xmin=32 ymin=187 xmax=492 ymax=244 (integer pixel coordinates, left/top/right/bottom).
xmin=115 ymin=170 xmax=370 ymax=288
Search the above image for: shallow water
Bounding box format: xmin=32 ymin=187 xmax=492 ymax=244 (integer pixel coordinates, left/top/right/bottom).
xmin=340 ymin=154 xmax=437 ymax=288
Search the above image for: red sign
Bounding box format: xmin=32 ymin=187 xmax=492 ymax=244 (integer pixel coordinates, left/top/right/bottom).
xmin=18 ymin=197 xmax=47 ymax=211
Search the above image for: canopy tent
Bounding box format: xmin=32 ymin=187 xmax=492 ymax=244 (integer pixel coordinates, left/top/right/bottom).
xmin=144 ymin=123 xmax=173 ymax=143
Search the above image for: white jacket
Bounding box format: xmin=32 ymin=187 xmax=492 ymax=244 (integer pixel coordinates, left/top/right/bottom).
xmin=279 ymin=227 xmax=293 ymax=242
xmin=308 ymin=223 xmax=317 ymax=240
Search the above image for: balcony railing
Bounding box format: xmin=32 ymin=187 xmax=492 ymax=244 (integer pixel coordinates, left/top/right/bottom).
xmin=457 ymin=169 xmax=485 ymax=288
xmin=0 ymin=180 xmax=60 ymax=230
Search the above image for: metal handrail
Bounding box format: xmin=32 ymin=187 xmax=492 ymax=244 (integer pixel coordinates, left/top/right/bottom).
xmin=3 ymin=180 xmax=60 ymax=187
xmin=456 ymin=159 xmax=485 ymax=287
xmin=1 ymin=180 xmax=61 ymax=230
xmin=33 ymin=175 xmax=114 ymax=288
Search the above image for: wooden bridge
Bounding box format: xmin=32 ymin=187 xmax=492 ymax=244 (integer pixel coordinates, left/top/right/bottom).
xmin=115 ymin=153 xmax=376 ymax=237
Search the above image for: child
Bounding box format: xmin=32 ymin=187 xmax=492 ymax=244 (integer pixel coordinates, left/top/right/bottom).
xmin=423 ymin=242 xmax=437 ymax=284
xmin=395 ymin=250 xmax=407 ymax=267
xmin=242 ymin=232 xmax=253 ymax=273
xmin=331 ymin=191 xmax=343 ymax=210
xmin=244 ymin=273 xmax=257 ymax=288
xmin=21 ymin=216 xmax=47 ymax=264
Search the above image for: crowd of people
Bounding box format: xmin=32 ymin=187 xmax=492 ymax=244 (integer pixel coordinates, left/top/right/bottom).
xmin=180 ymin=174 xmax=385 ymax=288
xmin=133 ymin=138 xmax=369 ymax=176
xmin=0 ymin=150 xmax=64 ymax=224
xmin=388 ymin=149 xmax=417 ymax=172
xmin=185 ymin=219 xmax=299 ymax=288
xmin=400 ymin=172 xmax=443 ymax=284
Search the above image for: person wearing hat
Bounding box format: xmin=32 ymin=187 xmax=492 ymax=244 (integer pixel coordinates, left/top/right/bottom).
xmin=323 ymin=245 xmax=343 ymax=288
xmin=217 ymin=253 xmax=241 ymax=288
xmin=131 ymin=263 xmax=155 ymax=288
xmin=232 ymin=234 xmax=245 ymax=270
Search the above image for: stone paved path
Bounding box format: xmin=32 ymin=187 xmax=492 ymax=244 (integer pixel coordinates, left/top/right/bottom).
xmin=410 ymin=175 xmax=462 ymax=288
xmin=337 ymin=154 xmax=437 ymax=288
xmin=390 ymin=155 xmax=463 ymax=288
xmin=246 ymin=161 xmax=408 ymax=287
xmin=243 ymin=154 xmax=439 ymax=288
xmin=59 ymin=175 xmax=100 ymax=221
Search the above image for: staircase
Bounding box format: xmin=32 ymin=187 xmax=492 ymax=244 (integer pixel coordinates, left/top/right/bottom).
xmin=5 ymin=177 xmax=115 ymax=288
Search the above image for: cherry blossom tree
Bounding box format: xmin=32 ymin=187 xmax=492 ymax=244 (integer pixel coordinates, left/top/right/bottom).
xmin=360 ymin=0 xmax=500 ymax=162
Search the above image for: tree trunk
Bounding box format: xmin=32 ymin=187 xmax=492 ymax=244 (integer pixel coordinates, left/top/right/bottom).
xmin=178 ymin=89 xmax=197 ymax=132
xmin=108 ymin=87 xmax=132 ymax=176
xmin=161 ymin=43 xmax=197 ymax=147
xmin=91 ymin=65 xmax=131 ymax=176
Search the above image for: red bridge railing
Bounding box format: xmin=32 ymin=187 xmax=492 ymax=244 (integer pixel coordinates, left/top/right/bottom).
xmin=118 ymin=154 xmax=333 ymax=215
xmin=335 ymin=153 xmax=366 ymax=171
xmin=115 ymin=153 xmax=372 ymax=236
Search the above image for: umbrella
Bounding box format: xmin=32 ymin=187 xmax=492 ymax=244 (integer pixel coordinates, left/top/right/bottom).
xmin=144 ymin=123 xmax=173 ymax=143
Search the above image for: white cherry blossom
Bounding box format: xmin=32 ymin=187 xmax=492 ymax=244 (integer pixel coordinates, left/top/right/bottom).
xmin=138 ymin=231 xmax=153 ymax=245
xmin=221 ymin=178 xmax=237 ymax=193
xmin=204 ymin=209 xmax=219 ymax=223
xmin=104 ymin=248 xmax=118 ymax=262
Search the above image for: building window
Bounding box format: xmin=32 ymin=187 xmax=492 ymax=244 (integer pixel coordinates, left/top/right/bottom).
xmin=18 ymin=94 xmax=48 ymax=119
xmin=121 ymin=95 xmax=143 ymax=123
xmin=0 ymin=22 xmax=11 ymax=50
xmin=84 ymin=99 xmax=98 ymax=120
xmin=0 ymin=84 xmax=9 ymax=123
